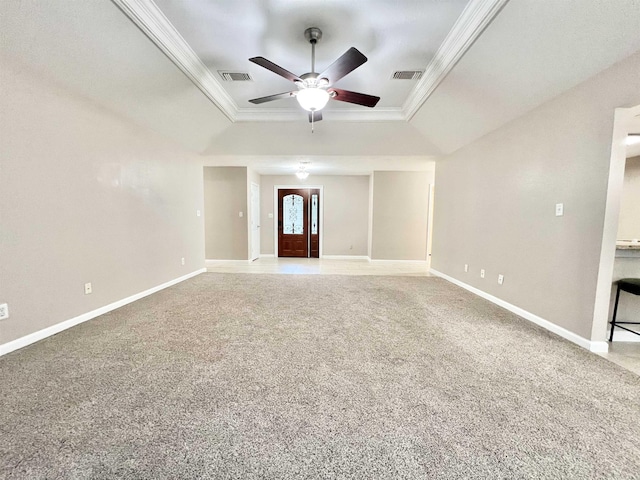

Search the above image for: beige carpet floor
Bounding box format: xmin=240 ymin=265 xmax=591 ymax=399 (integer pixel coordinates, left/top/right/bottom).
xmin=1 ymin=273 xmax=639 ymax=479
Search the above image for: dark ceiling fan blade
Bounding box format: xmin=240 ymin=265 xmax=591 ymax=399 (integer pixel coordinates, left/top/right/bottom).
xmin=308 ymin=111 xmax=323 ymax=123
xmin=329 ymin=88 xmax=380 ymax=108
xmin=318 ymin=47 xmax=367 ymax=85
xmin=248 ymin=91 xmax=295 ymax=104
xmin=249 ymin=57 xmax=302 ymax=83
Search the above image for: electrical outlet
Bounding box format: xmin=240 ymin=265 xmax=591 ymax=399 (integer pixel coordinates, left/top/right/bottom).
xmin=84 ymin=283 xmax=92 ymax=295
xmin=498 ymin=274 xmax=504 ymax=285
xmin=268 ymin=213 xmax=273 ymax=219
xmin=464 ymin=264 xmax=469 ymax=272
xmin=239 ymin=211 xmax=243 ymax=218
xmin=196 ymin=210 xmax=201 ymax=217
xmin=0 ymin=303 xmax=9 ymax=320
xmin=181 ymin=257 xmax=185 ymax=266
xmin=480 ymin=269 xmax=485 ymax=278
xmin=555 ymin=203 xmax=564 ymax=216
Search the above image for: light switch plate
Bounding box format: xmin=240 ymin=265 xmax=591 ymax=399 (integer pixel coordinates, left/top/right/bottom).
xmin=0 ymin=303 xmax=8 ymax=320
xmin=268 ymin=213 xmax=273 ymax=219
xmin=480 ymin=269 xmax=485 ymax=278
xmin=239 ymin=211 xmax=243 ymax=218
xmin=464 ymin=264 xmax=469 ymax=272
xmin=498 ymin=274 xmax=504 ymax=285
xmin=84 ymin=283 xmax=92 ymax=295
xmin=555 ymin=203 xmax=564 ymax=216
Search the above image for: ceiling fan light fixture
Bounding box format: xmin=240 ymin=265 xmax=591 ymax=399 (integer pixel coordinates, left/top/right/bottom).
xmin=296 ymin=87 xmax=330 ymax=111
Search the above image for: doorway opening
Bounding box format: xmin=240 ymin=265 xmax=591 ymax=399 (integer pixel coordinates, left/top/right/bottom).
xmin=593 ymin=105 xmax=640 ymax=350
xmin=274 ymin=186 xmax=323 ymax=258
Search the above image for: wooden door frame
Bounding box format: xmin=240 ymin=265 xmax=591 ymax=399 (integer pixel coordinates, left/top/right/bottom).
xmin=273 ymin=185 xmax=324 ymax=258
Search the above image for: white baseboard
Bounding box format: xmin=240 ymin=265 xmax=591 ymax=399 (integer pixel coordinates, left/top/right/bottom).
xmin=0 ymin=268 xmax=207 ymax=357
xmin=259 ymin=254 xmax=275 ymax=258
xmin=430 ymin=268 xmax=609 ymax=354
xmin=322 ymin=255 xmax=371 ymax=260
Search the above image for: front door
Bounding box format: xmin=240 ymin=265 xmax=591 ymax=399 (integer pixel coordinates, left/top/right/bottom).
xmin=278 ymin=189 xmax=309 ymax=257
xmin=277 ymin=188 xmax=321 ymax=258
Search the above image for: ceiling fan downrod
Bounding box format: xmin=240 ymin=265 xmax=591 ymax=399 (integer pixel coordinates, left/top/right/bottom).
xmin=304 ymin=27 xmax=322 ymax=74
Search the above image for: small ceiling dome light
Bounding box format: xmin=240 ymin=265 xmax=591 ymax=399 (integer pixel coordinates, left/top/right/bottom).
xmin=296 ymin=87 xmax=330 ymax=112
xmin=295 ymin=162 xmax=310 ymax=179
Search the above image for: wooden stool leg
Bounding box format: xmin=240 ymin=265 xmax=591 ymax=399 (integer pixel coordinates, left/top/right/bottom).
xmin=609 ymin=284 xmax=622 ymax=342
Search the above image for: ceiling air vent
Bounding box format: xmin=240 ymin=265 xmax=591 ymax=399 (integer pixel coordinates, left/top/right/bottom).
xmin=392 ymin=70 xmax=424 ymax=80
xmin=218 ymin=71 xmax=253 ymax=82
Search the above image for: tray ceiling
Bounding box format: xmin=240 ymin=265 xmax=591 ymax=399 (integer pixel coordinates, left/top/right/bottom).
xmin=113 ymin=0 xmax=507 ymax=122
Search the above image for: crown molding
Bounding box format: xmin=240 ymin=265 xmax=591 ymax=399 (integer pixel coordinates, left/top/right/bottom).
xmin=402 ymin=0 xmax=509 ymax=120
xmin=111 ymin=0 xmax=238 ymax=121
xmin=112 ymin=0 xmax=507 ymax=124
xmin=234 ymin=107 xmax=405 ymax=123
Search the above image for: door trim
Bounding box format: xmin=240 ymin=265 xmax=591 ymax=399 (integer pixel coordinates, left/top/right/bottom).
xmin=274 ymin=185 xmax=324 ymax=258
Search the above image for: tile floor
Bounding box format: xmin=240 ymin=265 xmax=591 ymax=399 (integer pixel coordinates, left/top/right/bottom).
xmin=206 ymin=257 xmax=640 ymax=376
xmin=597 ymin=341 xmax=640 ymax=376
xmin=206 ymin=256 xmax=431 ymax=276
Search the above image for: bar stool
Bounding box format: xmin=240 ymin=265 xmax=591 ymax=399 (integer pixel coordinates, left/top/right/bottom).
xmin=609 ymin=278 xmax=640 ymax=341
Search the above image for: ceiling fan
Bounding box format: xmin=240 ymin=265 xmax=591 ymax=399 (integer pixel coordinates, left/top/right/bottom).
xmin=249 ymin=27 xmax=380 ymax=125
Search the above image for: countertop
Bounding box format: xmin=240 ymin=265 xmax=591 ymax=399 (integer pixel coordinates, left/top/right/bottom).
xmin=616 ymin=241 xmax=640 ymax=250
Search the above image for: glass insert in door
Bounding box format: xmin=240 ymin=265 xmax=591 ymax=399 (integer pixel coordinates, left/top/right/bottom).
xmin=311 ymin=194 xmax=318 ymax=235
xmin=283 ymin=194 xmax=304 ymax=234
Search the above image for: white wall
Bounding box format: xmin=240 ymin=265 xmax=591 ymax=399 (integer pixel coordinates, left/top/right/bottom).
xmin=431 ymin=51 xmax=640 ymax=341
xmin=0 ymin=60 xmax=205 ymax=346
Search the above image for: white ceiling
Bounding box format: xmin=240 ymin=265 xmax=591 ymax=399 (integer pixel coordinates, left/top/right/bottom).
xmin=1 ymin=0 xmax=640 ymax=175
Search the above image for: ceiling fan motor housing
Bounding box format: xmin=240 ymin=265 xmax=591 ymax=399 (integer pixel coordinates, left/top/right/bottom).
xmin=304 ymin=27 xmax=322 ymax=44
